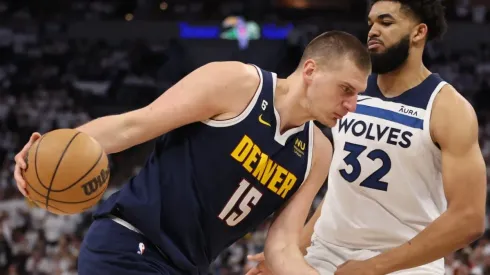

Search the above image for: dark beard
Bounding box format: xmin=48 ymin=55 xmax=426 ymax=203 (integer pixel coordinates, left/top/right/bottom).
xmin=370 ymin=36 xmax=410 ymax=74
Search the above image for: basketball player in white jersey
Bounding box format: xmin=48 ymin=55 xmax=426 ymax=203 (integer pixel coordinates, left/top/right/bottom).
xmin=246 ymin=1 xmax=487 ymax=274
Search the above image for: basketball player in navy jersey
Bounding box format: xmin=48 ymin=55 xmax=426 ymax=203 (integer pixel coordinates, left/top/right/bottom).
xmin=247 ymin=1 xmax=487 ymax=275
xmin=13 ymin=31 xmax=371 ymax=275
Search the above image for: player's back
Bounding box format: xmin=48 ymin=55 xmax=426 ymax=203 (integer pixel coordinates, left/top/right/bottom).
xmin=93 ymin=65 xmax=314 ymax=274
xmin=316 ymin=73 xmax=447 ymax=251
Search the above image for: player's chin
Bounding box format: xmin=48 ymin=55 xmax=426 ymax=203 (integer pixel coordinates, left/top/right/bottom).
xmin=322 ymin=118 xmax=338 ymax=128
xmin=368 ymin=47 xmax=385 ymax=54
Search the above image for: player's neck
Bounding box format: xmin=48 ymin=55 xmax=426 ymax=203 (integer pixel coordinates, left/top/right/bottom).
xmin=376 ymin=53 xmax=431 ymax=98
xmin=274 ymin=76 xmax=311 ymax=134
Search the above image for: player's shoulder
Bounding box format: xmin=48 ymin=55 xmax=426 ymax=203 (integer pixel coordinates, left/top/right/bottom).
xmin=198 ymin=62 xmax=262 ymax=107
xmin=431 ymin=84 xmax=478 ymax=146
xmin=198 ymin=61 xmax=260 ymax=91
xmin=432 ymin=84 xmax=477 ymax=123
xmin=197 ymin=61 xmax=263 ymax=120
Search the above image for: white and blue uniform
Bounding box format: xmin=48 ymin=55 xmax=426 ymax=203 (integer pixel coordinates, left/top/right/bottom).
xmin=306 ymin=74 xmax=448 ymax=274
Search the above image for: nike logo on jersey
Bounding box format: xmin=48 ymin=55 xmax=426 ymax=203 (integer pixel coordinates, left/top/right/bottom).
xmin=338 ymin=118 xmax=413 ymax=148
xmin=258 ymin=114 xmax=271 ymax=127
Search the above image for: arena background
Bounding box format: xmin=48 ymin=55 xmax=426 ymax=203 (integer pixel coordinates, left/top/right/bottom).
xmin=0 ymin=0 xmax=489 ymax=274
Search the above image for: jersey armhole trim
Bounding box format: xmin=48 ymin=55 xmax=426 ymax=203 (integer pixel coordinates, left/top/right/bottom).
xmin=201 ymin=65 xmax=263 ymax=127
xmin=301 ymin=121 xmax=315 ymax=187
xmin=422 ymin=81 xmax=447 ymax=152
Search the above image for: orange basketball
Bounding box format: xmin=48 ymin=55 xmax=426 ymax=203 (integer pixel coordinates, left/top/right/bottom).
xmin=22 ymin=129 xmax=110 ymax=215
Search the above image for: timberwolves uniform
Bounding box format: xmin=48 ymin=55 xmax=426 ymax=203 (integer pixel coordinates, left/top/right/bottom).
xmin=305 ymin=74 xmax=448 ymax=274
xmin=78 ymin=66 xmax=314 ymax=275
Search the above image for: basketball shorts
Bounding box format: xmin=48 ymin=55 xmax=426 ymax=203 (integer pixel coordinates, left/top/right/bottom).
xmin=78 ymin=218 xmax=178 ymax=275
xmin=304 ymin=233 xmax=445 ymax=275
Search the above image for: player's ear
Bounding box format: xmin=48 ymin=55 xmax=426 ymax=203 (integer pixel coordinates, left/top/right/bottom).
xmin=302 ymin=59 xmax=316 ymax=85
xmin=412 ymin=23 xmax=428 ymax=43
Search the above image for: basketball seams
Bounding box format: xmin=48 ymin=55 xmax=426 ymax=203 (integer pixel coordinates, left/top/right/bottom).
xmin=26 ymin=175 xmax=107 ymax=204
xmin=52 ymin=188 xmax=105 ymax=204
xmin=50 ymin=148 xmax=104 ymax=192
xmin=26 ymin=176 xmax=51 ymax=200
xmin=29 ymin=198 xmax=70 ymax=214
xmin=47 ymin=205 xmax=69 ymax=214
xmin=44 ymin=132 xmax=82 ymax=209
xmin=34 ymin=134 xmax=48 ymax=189
xmin=24 ymin=129 xmax=110 ymax=214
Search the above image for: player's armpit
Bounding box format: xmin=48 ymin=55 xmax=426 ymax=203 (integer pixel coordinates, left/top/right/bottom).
xmin=263 ymin=127 xmax=331 ymax=275
xmin=76 ymin=61 xmax=260 ymax=154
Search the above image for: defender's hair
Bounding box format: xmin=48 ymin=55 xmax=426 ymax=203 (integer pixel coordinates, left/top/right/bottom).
xmin=298 ymin=31 xmax=371 ymax=73
xmin=372 ymin=0 xmax=448 ymax=41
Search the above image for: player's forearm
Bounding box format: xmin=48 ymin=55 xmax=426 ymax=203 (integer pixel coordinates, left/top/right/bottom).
xmin=299 ymin=199 xmax=324 ymax=255
xmin=76 ymin=114 xmax=136 ymax=154
xmin=265 ymin=243 xmax=319 ymax=275
xmin=265 ymin=220 xmax=318 ymax=274
xmin=369 ymin=208 xmax=484 ymax=274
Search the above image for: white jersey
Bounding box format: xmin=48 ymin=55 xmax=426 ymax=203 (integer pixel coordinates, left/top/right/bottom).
xmin=315 ymin=73 xmax=448 ymax=251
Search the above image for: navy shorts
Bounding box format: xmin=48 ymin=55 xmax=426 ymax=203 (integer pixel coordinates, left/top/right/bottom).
xmin=78 ymin=218 xmax=179 ymax=275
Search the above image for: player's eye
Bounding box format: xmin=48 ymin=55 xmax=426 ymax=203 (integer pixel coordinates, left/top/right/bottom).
xmin=381 ymin=21 xmax=393 ymax=26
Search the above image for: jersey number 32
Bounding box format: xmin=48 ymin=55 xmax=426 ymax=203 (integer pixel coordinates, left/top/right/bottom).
xmin=339 ymin=142 xmax=391 ymax=191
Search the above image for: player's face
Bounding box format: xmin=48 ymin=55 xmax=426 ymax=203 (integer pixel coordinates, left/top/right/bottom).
xmin=367 ymin=1 xmax=418 ymax=74
xmin=304 ymin=58 xmax=368 ymax=127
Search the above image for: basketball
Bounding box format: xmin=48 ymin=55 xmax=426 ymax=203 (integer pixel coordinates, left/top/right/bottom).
xmin=22 ymin=129 xmax=110 ymax=215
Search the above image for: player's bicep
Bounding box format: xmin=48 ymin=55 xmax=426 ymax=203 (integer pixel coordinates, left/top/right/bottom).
xmin=441 ymin=143 xmax=486 ymax=208
xmin=122 ymin=62 xmax=256 ymax=143
xmin=433 ymin=86 xmax=486 ymax=210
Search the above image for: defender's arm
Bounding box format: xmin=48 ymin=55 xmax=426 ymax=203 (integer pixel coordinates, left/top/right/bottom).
xmin=299 ymin=197 xmax=324 ymax=255
xmin=367 ymin=85 xmax=487 ymax=274
xmin=264 ymin=127 xmax=332 ymax=275
xmin=76 ymin=62 xmax=259 ymax=154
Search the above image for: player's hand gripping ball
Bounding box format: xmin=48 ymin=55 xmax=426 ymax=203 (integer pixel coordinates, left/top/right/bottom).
xmin=21 ymin=129 xmax=110 ymax=215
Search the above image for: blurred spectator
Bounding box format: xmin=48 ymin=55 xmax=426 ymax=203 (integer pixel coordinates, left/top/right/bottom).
xmin=0 ymin=1 xmax=488 ymax=274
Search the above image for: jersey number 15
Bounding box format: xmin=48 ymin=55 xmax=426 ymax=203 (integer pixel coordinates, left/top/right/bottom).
xmin=218 ymin=179 xmax=262 ymax=226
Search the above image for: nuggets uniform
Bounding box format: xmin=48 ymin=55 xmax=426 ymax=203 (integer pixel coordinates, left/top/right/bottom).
xmin=305 ymin=74 xmax=448 ymax=275
xmin=78 ymin=65 xmax=314 ymax=275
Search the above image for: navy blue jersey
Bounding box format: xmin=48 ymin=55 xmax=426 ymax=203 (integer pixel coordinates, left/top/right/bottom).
xmin=94 ymin=65 xmax=314 ymax=274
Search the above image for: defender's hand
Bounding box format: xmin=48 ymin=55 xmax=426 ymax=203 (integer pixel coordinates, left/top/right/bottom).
xmin=14 ymin=132 xmax=41 ymax=197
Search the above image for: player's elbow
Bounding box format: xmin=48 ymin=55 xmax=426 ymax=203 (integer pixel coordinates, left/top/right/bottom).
xmin=264 ymin=230 xmax=296 ymax=258
xmin=264 ymin=235 xmax=290 ymax=256
xmin=263 ymin=241 xmax=295 ymax=270
xmin=264 ymin=242 xmax=282 ymax=260
xmin=458 ymin=208 xmax=485 ymax=243
xmin=465 ymin=214 xmax=485 ymax=241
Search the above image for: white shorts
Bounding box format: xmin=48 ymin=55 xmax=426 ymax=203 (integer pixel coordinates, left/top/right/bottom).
xmin=304 ymin=234 xmax=445 ymax=275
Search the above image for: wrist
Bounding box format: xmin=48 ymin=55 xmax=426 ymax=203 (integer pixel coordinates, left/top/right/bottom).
xmin=368 ymin=254 xmax=398 ymax=275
